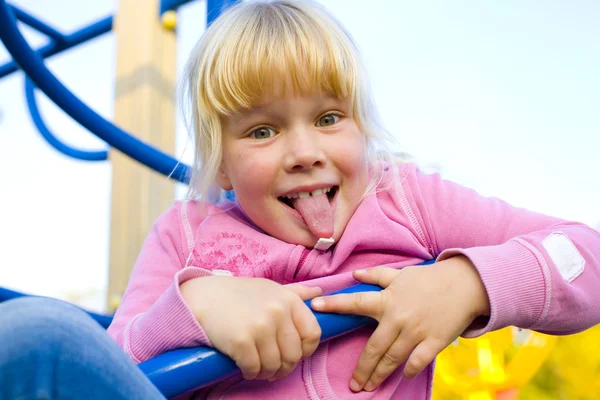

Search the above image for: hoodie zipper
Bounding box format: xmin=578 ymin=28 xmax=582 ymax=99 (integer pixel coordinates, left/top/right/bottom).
xmin=293 ymin=248 xmax=311 ymax=280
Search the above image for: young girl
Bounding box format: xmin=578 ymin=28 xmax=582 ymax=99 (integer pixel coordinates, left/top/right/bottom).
xmin=108 ymin=1 xmax=600 ymax=398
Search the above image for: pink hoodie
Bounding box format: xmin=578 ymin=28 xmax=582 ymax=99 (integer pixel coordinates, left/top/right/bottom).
xmin=108 ymin=163 xmax=600 ymax=399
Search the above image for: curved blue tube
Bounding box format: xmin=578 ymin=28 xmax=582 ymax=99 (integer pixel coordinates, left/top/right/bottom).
xmin=25 ymin=77 xmax=109 ymax=161
xmin=207 ymin=0 xmax=241 ymax=25
xmin=8 ymin=4 xmax=65 ymax=41
xmin=0 ymin=12 xmax=112 ymax=80
xmin=139 ymin=282 xmax=382 ymax=398
xmin=159 ymin=0 xmax=195 ymax=16
xmin=0 ymin=260 xmax=434 ymax=397
xmin=0 ymin=1 xmax=190 ymax=183
xmin=138 ymin=260 xmax=435 ymax=398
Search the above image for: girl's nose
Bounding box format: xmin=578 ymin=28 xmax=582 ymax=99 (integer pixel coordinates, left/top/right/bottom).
xmin=283 ymin=128 xmax=326 ymax=172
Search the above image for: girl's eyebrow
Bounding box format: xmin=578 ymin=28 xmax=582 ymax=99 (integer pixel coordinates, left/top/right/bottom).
xmin=230 ymin=106 xmax=271 ymax=125
xmin=231 ymin=95 xmax=344 ymax=124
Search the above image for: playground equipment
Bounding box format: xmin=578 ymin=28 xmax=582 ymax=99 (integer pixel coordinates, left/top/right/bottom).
xmin=0 ymin=276 xmax=392 ymax=398
xmin=2 ymin=1 xmax=598 ymax=399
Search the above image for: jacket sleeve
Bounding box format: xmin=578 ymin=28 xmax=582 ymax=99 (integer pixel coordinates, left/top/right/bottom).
xmin=107 ymin=202 xmax=213 ymax=363
xmin=398 ymin=163 xmax=600 ymax=337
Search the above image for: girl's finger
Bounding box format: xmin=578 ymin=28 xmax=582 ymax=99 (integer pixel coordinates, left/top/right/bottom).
xmin=291 ymin=298 xmax=322 ymax=359
xmin=403 ymin=338 xmax=441 ymax=379
xmin=255 ymin=324 xmax=282 ymax=380
xmin=349 ymin=321 xmax=400 ymax=392
xmin=286 ymin=284 xmax=323 ymax=301
xmin=352 ymin=266 xmax=403 ymax=288
xmin=311 ymin=291 xmax=383 ymax=320
xmin=230 ymin=336 xmax=261 ymax=380
xmin=272 ymin=315 xmax=303 ymax=380
xmin=362 ymin=330 xmax=416 ymax=391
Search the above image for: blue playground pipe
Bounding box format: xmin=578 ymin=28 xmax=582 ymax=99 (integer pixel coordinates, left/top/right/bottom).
xmin=7 ymin=4 xmax=65 ymax=42
xmin=0 ymin=0 xmax=242 ymax=177
xmin=0 ymin=7 xmax=112 ymax=80
xmin=207 ymin=0 xmax=240 ymax=25
xmin=159 ymin=0 xmax=240 ymax=25
xmin=160 ymin=0 xmax=194 ymax=16
xmin=143 ymin=259 xmax=434 ymax=397
xmin=25 ymin=77 xmax=109 ymax=161
xmin=139 ymin=281 xmax=386 ymax=398
xmin=0 ymin=259 xmax=436 ymax=398
xmin=144 ymin=259 xmax=431 ymax=396
xmin=0 ymin=0 xmax=190 ymax=183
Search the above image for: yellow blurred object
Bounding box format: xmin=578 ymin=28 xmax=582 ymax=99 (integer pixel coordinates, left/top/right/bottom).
xmin=161 ymin=10 xmax=177 ymax=30
xmin=432 ymin=324 xmax=600 ymax=399
xmin=433 ymin=327 xmax=557 ymax=399
xmin=108 ymin=293 xmax=122 ymax=311
xmin=527 ymin=324 xmax=600 ymax=400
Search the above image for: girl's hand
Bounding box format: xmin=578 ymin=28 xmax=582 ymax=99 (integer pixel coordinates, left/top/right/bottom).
xmin=180 ymin=276 xmax=322 ymax=381
xmin=311 ymin=256 xmax=490 ymax=392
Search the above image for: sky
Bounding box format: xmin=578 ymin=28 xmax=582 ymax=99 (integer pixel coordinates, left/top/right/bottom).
xmin=0 ymin=0 xmax=599 ymax=312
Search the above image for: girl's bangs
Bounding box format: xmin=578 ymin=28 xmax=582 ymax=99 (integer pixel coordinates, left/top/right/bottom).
xmin=203 ymin=4 xmax=358 ymax=115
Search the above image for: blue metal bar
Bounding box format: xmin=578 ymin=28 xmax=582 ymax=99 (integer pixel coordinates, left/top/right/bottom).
xmin=159 ymin=0 xmax=195 ymax=16
xmin=25 ymin=77 xmax=108 ymax=161
xmin=1 ymin=259 xmax=434 ymax=398
xmin=159 ymin=0 xmax=240 ymax=25
xmin=0 ymin=14 xmax=112 ymax=79
xmin=140 ymin=260 xmax=436 ymax=398
xmin=0 ymin=0 xmax=190 ymax=183
xmin=139 ymin=282 xmax=381 ymax=398
xmin=8 ymin=4 xmax=66 ymax=41
xmin=207 ymin=0 xmax=240 ymax=25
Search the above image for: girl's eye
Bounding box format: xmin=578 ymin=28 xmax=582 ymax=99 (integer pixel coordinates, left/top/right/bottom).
xmin=250 ymin=127 xmax=276 ymax=139
xmin=316 ymin=113 xmax=340 ymax=127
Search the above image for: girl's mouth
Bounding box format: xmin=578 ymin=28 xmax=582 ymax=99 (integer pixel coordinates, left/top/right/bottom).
xmin=278 ymin=186 xmax=338 ymax=209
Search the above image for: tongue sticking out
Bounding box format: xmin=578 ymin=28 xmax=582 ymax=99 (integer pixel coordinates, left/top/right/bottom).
xmin=292 ymin=193 xmax=334 ymax=238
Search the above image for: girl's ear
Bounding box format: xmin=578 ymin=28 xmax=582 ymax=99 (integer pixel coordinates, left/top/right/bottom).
xmin=215 ymin=164 xmax=233 ymax=191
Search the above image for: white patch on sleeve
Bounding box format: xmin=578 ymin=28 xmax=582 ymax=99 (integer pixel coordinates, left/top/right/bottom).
xmin=212 ymin=269 xmax=233 ymax=276
xmin=542 ymin=232 xmax=585 ymax=282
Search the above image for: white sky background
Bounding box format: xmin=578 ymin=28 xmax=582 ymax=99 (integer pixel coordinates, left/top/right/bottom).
xmin=0 ymin=0 xmax=598 ymax=312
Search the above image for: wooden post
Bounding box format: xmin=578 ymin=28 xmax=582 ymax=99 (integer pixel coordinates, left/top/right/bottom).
xmin=108 ymin=0 xmax=176 ymax=310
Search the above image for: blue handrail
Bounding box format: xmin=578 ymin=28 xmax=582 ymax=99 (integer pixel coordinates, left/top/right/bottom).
xmin=139 ymin=281 xmax=383 ymax=398
xmin=159 ymin=0 xmax=240 ymax=25
xmin=0 ymin=0 xmax=243 ymax=178
xmin=0 ymin=0 xmax=190 ymax=183
xmin=25 ymin=77 xmax=109 ymax=161
xmin=160 ymin=0 xmax=194 ymax=16
xmin=207 ymin=0 xmax=240 ymax=25
xmin=7 ymin=4 xmax=65 ymax=42
xmin=138 ymin=261 xmax=436 ymax=398
xmin=0 ymin=260 xmax=436 ymax=398
xmin=0 ymin=7 xmax=112 ymax=79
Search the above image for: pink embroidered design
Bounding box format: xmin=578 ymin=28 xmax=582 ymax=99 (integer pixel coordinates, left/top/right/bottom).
xmin=188 ymin=232 xmax=271 ymax=278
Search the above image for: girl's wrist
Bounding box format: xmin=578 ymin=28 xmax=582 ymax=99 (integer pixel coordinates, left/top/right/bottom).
xmin=441 ymin=256 xmax=491 ymax=318
xmin=180 ymin=276 xmax=214 ymax=321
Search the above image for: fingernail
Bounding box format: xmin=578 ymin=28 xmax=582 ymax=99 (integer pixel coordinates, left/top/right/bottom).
xmin=311 ymin=298 xmax=324 ymax=309
xmin=354 ymin=269 xmax=366 ymax=274
xmin=364 ymin=381 xmax=375 ymax=391
xmin=349 ymin=379 xmax=361 ymax=392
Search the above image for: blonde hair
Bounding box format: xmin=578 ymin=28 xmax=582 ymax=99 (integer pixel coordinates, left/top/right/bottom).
xmin=181 ymin=0 xmax=398 ymax=202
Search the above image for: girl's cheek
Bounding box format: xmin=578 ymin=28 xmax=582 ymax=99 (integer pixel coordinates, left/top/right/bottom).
xmin=241 ymin=157 xmax=276 ymax=189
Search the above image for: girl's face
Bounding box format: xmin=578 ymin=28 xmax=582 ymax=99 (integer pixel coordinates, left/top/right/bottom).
xmin=217 ymin=92 xmax=370 ymax=248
